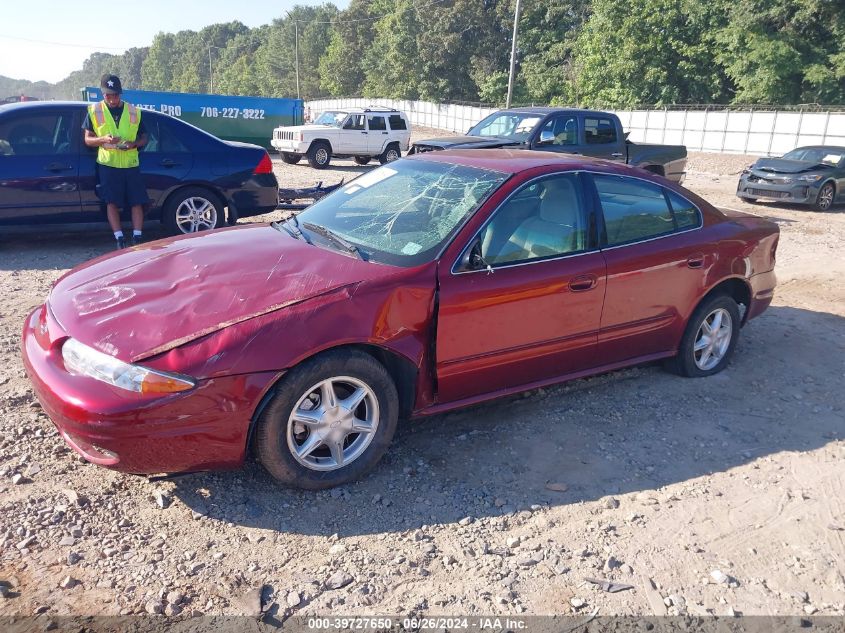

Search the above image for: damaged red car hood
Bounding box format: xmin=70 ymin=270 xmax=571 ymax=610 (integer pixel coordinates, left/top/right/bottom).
xmin=48 ymin=224 xmax=378 ymax=362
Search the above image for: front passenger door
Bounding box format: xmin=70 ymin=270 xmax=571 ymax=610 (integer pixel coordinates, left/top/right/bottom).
xmin=435 ymin=172 xmax=607 ymax=403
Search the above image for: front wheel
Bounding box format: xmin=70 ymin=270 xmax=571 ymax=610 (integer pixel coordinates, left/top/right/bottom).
xmin=307 ymin=142 xmax=332 ymax=169
xmin=254 ymin=350 xmax=399 ymax=489
xmin=281 ymin=152 xmax=302 ymax=165
xmin=667 ymin=294 xmax=741 ymax=377
xmin=163 ymin=187 xmax=223 ymax=235
xmin=814 ymin=182 xmax=835 ymax=211
xmin=378 ymin=143 xmax=401 ymax=165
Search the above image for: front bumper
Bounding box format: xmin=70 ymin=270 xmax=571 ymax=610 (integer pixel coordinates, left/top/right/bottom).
xmin=271 ymin=139 xmax=308 ymax=154
xmin=21 ymin=305 xmax=277 ymax=475
xmin=736 ymin=173 xmax=819 ymax=204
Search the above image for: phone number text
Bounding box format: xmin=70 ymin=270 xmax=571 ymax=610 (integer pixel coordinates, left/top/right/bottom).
xmin=200 ymin=107 xmax=265 ymax=119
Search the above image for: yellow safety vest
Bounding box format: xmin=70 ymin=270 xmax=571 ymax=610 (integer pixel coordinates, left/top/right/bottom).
xmin=88 ymin=101 xmax=141 ymax=168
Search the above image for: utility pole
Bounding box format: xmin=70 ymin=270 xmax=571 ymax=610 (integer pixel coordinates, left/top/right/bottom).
xmin=208 ymin=45 xmax=214 ymax=94
xmin=506 ymin=0 xmax=522 ymax=108
xmin=294 ymin=20 xmax=301 ymax=100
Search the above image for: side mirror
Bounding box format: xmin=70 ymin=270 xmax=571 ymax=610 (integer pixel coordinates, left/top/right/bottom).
xmin=459 ymin=238 xmax=490 ymax=272
xmin=537 ymin=130 xmax=555 ymax=146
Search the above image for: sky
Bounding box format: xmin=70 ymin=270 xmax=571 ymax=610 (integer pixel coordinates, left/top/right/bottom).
xmin=0 ymin=0 xmax=349 ymax=84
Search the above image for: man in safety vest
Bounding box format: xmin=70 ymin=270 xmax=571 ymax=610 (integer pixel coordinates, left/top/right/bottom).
xmin=83 ymin=74 xmax=149 ymax=249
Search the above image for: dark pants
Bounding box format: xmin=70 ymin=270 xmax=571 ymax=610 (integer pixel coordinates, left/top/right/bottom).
xmin=98 ymin=165 xmax=148 ymax=208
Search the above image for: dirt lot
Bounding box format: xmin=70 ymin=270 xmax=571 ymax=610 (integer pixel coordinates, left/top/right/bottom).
xmin=1 ymin=128 xmax=844 ymax=621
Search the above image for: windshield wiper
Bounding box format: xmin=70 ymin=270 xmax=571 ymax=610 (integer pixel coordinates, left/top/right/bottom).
xmin=271 ymin=220 xmax=299 ymax=240
xmin=302 ymin=222 xmax=364 ymax=259
xmin=282 ymin=215 xmax=312 ymax=244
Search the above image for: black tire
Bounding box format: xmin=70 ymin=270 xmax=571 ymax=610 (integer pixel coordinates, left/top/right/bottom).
xmin=666 ymin=294 xmax=741 ymax=378
xmin=281 ymin=152 xmax=302 ymax=165
xmin=163 ymin=187 xmax=224 ymax=236
xmin=254 ymin=350 xmax=399 ymax=489
xmin=814 ymin=182 xmax=835 ymax=211
xmin=378 ymin=143 xmax=401 ymax=165
xmin=741 ymin=197 xmax=757 ymax=203
xmin=354 ymin=156 xmax=371 ymax=165
xmin=306 ymin=141 xmax=332 ymax=169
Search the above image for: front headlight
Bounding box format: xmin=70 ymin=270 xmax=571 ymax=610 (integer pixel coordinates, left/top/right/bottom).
xmin=798 ymin=174 xmax=823 ymax=182
xmin=61 ymin=338 xmax=195 ymax=395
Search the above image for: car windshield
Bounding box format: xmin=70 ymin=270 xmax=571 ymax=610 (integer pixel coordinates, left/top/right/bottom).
xmin=468 ymin=112 xmax=543 ymax=140
xmin=296 ymin=159 xmax=507 ymax=267
xmin=314 ymin=111 xmax=346 ymax=127
xmin=783 ymin=148 xmax=844 ymax=166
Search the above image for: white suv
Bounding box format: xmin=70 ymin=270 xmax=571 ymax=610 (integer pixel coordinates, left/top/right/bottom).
xmin=271 ymin=107 xmax=411 ymax=169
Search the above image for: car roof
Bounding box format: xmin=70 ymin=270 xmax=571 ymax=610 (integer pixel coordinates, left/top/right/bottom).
xmin=791 ymin=145 xmax=845 ymax=153
xmin=0 ymin=100 xmax=88 ymax=114
xmin=408 ymin=148 xmax=627 ymax=175
xmin=492 ymin=107 xmax=615 ymax=117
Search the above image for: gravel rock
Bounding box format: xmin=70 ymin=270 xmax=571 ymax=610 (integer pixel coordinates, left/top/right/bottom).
xmin=145 ymin=600 xmax=163 ymax=615
xmin=153 ymin=491 xmax=170 ymax=509
xmin=326 ymin=571 xmax=354 ymax=590
xmin=287 ymin=591 xmax=301 ymax=608
xmin=59 ymin=576 xmax=77 ymax=589
xmin=710 ymin=570 xmax=730 ymax=584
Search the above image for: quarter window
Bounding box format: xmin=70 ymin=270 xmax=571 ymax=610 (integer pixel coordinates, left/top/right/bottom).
xmin=666 ymin=190 xmax=701 ymax=230
xmin=479 ymin=174 xmax=589 ymax=266
xmin=594 ymin=175 xmax=675 ymax=245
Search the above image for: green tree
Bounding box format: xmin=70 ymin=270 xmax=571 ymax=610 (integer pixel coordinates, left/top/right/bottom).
xmin=319 ymin=0 xmax=375 ymax=96
xmin=716 ymin=0 xmax=845 ymax=104
xmin=572 ymin=0 xmax=730 ymax=107
xmin=142 ymin=32 xmax=176 ymax=90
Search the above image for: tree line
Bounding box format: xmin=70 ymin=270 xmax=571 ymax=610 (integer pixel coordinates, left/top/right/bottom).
xmin=5 ymin=0 xmax=844 ymax=107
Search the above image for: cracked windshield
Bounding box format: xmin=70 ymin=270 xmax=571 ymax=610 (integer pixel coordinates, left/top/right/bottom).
xmin=297 ymin=160 xmax=507 ymax=266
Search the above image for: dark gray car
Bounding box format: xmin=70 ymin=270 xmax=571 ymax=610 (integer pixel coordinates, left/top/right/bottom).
xmin=736 ymin=146 xmax=845 ymax=211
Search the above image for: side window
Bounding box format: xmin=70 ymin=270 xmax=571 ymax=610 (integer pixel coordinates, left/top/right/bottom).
xmin=666 ymin=190 xmax=701 ymax=230
xmin=157 ymin=119 xmax=190 ymax=152
xmin=479 ymin=174 xmax=589 ymax=266
xmin=139 ymin=116 xmax=159 ymax=152
xmin=585 ymin=117 xmax=617 ymax=145
xmin=343 ymin=115 xmax=365 ymax=130
xmin=0 ymin=113 xmax=74 ymax=156
xmin=388 ymin=114 xmax=407 ymax=130
xmin=539 ymin=115 xmax=578 ymax=146
xmin=594 ymin=175 xmax=675 ymax=245
xmin=367 ymin=115 xmax=386 ymax=131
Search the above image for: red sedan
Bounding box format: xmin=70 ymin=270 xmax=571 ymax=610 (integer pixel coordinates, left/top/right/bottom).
xmin=22 ymin=150 xmax=779 ymax=489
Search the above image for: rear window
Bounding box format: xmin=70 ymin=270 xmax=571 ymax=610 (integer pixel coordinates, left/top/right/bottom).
xmin=585 ymin=117 xmax=617 ymax=145
xmin=368 ymin=115 xmax=386 ymax=131
xmin=388 ymin=114 xmax=407 ymax=131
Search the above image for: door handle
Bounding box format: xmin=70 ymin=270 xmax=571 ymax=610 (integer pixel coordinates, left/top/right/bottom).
xmin=687 ymin=254 xmax=705 ymax=268
xmin=382 ymin=132 xmax=388 ymax=135
xmin=611 ymin=152 xmax=624 ymax=158
xmin=159 ymin=159 xmax=181 ymax=167
xmin=569 ymin=274 xmax=597 ymax=292
xmin=45 ymin=162 xmax=73 ymax=172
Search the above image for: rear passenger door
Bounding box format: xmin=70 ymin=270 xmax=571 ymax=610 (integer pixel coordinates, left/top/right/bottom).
xmin=0 ymin=108 xmax=83 ymax=224
xmin=589 ymin=173 xmax=706 ymax=365
xmin=366 ymin=115 xmax=389 ymax=155
xmin=581 ymin=115 xmax=626 ymax=164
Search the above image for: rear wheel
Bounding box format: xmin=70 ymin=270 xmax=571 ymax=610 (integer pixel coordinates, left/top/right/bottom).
xmin=378 ymin=143 xmax=401 ymax=165
xmin=353 ymin=156 xmax=371 ymax=165
xmin=667 ymin=294 xmax=741 ymax=377
xmin=814 ymin=182 xmax=835 ymax=211
xmin=281 ymin=152 xmax=302 ymax=165
xmin=255 ymin=350 xmax=399 ymax=489
xmin=163 ymin=187 xmax=223 ymax=235
xmin=307 ymin=142 xmax=332 ymax=169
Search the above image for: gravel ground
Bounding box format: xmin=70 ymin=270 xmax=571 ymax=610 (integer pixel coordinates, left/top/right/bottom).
xmin=1 ymin=127 xmax=844 ymax=621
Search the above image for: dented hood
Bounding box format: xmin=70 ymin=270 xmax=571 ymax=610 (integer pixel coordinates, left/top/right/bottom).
xmin=48 ymin=224 xmax=378 ymax=362
xmin=753 ymin=157 xmax=830 ymax=174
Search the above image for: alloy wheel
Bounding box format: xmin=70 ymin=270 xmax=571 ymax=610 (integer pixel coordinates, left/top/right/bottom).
xmin=175 ymin=197 xmax=218 ymax=233
xmin=286 ymin=376 xmax=379 ymax=471
xmin=693 ymin=308 xmax=733 ymax=371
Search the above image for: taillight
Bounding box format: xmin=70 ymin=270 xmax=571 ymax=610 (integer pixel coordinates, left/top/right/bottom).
xmin=254 ymin=152 xmax=273 ymax=175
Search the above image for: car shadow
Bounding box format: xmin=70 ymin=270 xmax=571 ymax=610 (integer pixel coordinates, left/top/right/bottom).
xmin=168 ymin=304 xmax=845 ymax=537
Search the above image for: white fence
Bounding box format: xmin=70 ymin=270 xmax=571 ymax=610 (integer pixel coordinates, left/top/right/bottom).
xmin=307 ymin=97 xmax=845 ymax=157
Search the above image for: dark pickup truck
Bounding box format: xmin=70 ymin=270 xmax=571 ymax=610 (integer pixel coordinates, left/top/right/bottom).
xmin=409 ymin=107 xmax=687 ymax=183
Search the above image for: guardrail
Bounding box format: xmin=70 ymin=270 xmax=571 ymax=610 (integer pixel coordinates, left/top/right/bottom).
xmin=306 ymin=98 xmax=845 ymax=157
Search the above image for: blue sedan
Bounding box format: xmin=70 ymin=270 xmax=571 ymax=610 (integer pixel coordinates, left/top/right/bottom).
xmin=0 ymin=101 xmax=279 ymax=233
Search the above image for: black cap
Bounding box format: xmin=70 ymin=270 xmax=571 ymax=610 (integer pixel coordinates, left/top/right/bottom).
xmin=100 ymin=74 xmax=122 ymax=95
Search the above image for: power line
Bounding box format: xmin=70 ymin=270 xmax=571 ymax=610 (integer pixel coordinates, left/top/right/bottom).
xmin=0 ymin=33 xmax=144 ymax=51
